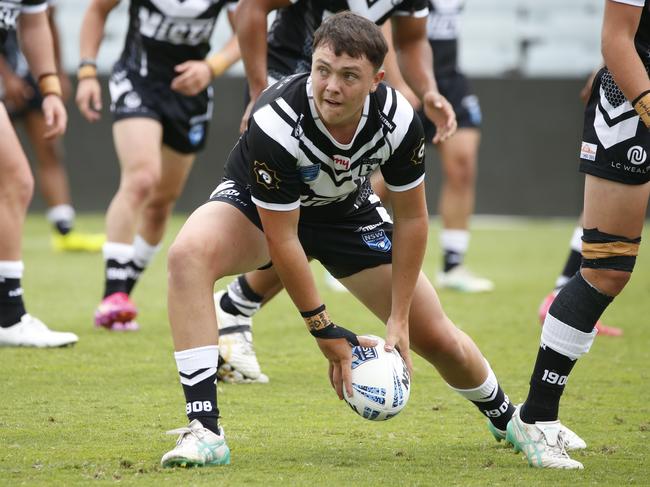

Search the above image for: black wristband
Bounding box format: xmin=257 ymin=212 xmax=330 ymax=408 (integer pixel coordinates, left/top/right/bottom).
xmin=632 ymin=89 xmax=650 ymax=107
xmin=300 ymin=304 xmax=326 ymax=318
xmin=310 ymin=323 xmax=359 ymax=346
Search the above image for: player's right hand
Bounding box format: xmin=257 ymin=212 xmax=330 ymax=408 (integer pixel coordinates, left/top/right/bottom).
xmin=316 ymin=332 xmax=377 ymax=400
xmin=41 ymin=94 xmax=67 ymax=139
xmin=75 ymin=77 xmax=103 ymax=122
xmin=423 ymin=90 xmax=457 ymax=144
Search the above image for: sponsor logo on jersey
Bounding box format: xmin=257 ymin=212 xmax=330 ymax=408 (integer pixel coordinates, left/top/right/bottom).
xmin=293 ymin=114 xmax=305 ymax=138
xmin=138 ymin=6 xmax=215 ymax=46
xmin=627 ymin=145 xmax=647 ymax=165
xmin=361 ymin=230 xmax=392 ymax=252
xmin=355 ymin=221 xmax=385 ymax=233
xmin=188 ymin=124 xmax=205 ymax=146
xmin=254 ymin=161 xmax=281 ymax=190
xmin=299 ymin=164 xmax=320 ymax=182
xmin=332 ymin=155 xmax=351 ymax=171
xmin=580 ymin=142 xmax=598 ymax=161
xmin=378 ymin=111 xmax=396 ymax=133
xmin=351 ymin=345 xmax=379 ymax=369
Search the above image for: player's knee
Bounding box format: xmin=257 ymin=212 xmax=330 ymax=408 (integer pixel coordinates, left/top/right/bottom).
xmin=581 ymin=227 xmax=639 ymax=296
xmin=144 ymin=198 xmax=174 ymax=226
xmin=121 ymin=168 xmax=161 ymax=204
xmin=4 ymin=165 xmax=34 ymax=208
xmin=581 ymin=268 xmax=631 ymax=297
xmin=443 ymin=154 xmax=476 ymax=189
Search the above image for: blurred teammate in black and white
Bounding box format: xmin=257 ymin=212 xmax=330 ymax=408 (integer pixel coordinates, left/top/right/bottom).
xmin=0 ymin=2 xmax=105 ymax=253
xmin=0 ymin=0 xmax=78 ymax=347
xmin=75 ymin=0 xmax=240 ymax=331
xmin=507 ymin=0 xmax=650 ymax=469
xmin=158 ymin=13 xmax=586 ymax=467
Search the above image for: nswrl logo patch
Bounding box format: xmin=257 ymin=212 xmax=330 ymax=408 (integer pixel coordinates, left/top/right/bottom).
xmin=361 ymin=230 xmax=392 ymax=252
xmin=188 ymin=124 xmax=205 ymax=146
xmin=299 ymin=164 xmax=320 ymax=182
xmin=351 ymin=345 xmax=379 ymax=370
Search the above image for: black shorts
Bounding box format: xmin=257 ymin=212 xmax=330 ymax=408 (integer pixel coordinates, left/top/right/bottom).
xmin=579 ymin=68 xmax=650 ymax=185
xmin=420 ymin=71 xmax=481 ymax=142
xmin=3 ymin=73 xmax=42 ymax=118
xmin=208 ymin=179 xmax=393 ymax=278
xmin=109 ymin=65 xmax=213 ymax=154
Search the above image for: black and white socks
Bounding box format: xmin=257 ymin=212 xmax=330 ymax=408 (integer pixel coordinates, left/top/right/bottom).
xmin=0 ymin=261 xmax=26 ymax=328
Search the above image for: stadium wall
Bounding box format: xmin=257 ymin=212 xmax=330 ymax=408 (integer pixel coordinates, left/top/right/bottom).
xmin=20 ymin=76 xmax=586 ymax=217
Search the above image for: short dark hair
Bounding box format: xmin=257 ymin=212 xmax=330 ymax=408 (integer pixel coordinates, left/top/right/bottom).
xmin=312 ymin=11 xmax=388 ymax=71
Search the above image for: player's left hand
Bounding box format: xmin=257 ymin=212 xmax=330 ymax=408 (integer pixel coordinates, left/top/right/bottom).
xmin=41 ymin=94 xmax=67 ymax=139
xmin=171 ymin=61 xmax=212 ymax=96
xmin=422 ymin=90 xmax=457 ymax=144
xmin=384 ymin=315 xmax=412 ymax=374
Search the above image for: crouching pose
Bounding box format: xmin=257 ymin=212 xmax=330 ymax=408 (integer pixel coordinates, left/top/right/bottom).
xmin=160 ymin=13 xmax=577 ymax=467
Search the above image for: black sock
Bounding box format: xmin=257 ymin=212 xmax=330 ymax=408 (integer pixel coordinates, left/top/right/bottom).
xmin=558 ymin=250 xmax=582 ymax=287
xmin=180 ymin=368 xmax=220 ymax=434
xmin=125 ymin=261 xmax=144 ymax=295
xmin=0 ymin=277 xmax=26 ymax=327
xmin=54 ymin=220 xmax=73 ymax=236
xmin=520 ymin=346 xmax=576 ymax=423
xmin=221 ymin=275 xmax=264 ymax=317
xmin=522 ymin=272 xmax=613 ymax=423
xmin=443 ymin=250 xmax=463 ymax=273
xmin=220 ymin=293 xmax=242 ymax=316
xmin=237 ymin=275 xmax=263 ymax=302
xmin=103 ymin=259 xmax=130 ymax=298
xmin=472 ymin=385 xmax=515 ymax=431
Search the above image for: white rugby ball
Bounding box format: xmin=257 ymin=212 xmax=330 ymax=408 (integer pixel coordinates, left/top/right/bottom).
xmin=343 ymin=336 xmax=410 ymax=421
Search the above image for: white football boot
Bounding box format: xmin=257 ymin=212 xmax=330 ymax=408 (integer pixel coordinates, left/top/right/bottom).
xmin=214 ymin=291 xmax=268 ymax=383
xmin=161 ymin=419 xmax=230 ymax=468
xmin=506 ymin=407 xmax=584 ymax=469
xmin=0 ymin=314 xmax=78 ymax=348
xmin=435 ymin=265 xmax=494 ymax=293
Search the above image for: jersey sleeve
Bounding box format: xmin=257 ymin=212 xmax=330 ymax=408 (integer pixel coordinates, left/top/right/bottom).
xmin=248 ymin=104 xmax=302 ymax=211
xmin=391 ymin=0 xmax=429 ymax=18
xmin=609 ymin=0 xmax=644 ymax=6
xmin=21 ymin=0 xmax=48 ymax=14
xmin=380 ymin=90 xmax=426 ymax=192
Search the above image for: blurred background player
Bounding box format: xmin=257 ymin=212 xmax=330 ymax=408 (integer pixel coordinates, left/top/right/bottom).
xmin=0 ymin=0 xmax=78 ymax=347
xmin=0 ymin=3 xmax=104 ymax=253
xmin=537 ymin=69 xmax=622 ymax=337
xmin=380 ymin=0 xmax=492 ymax=292
xmin=507 ymin=0 xmax=650 ymax=469
xmin=211 ymin=0 xmax=457 ymax=383
xmin=75 ymin=0 xmax=240 ymax=331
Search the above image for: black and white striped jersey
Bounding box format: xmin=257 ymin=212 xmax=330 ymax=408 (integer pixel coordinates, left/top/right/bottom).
xmin=224 ymin=73 xmax=426 ymax=221
xmin=427 ymin=0 xmax=463 ymax=76
xmin=267 ymin=0 xmax=429 ymax=80
xmin=0 ymin=0 xmax=47 ymax=47
xmin=116 ymin=0 xmax=235 ymax=81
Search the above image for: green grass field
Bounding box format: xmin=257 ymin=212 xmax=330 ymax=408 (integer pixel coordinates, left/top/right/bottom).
xmin=2 ymin=215 xmax=649 ymax=486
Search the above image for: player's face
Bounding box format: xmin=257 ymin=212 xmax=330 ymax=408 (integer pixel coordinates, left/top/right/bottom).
xmin=311 ymin=45 xmax=384 ymax=132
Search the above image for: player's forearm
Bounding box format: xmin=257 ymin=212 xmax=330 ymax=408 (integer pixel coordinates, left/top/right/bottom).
xmin=18 ymin=12 xmax=57 ymax=78
xmin=235 ymin=3 xmax=270 ymax=100
xmin=390 ymin=214 xmax=428 ymax=321
xmin=396 ymin=39 xmax=438 ymax=101
xmin=47 ymin=7 xmax=63 ymax=69
xmin=79 ymin=0 xmax=114 ymax=61
xmin=266 ymin=237 xmax=323 ymax=314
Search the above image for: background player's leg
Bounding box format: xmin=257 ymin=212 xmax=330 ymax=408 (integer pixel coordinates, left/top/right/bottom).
xmin=510 ymin=176 xmax=649 ymax=468
xmin=23 ymin=110 xmax=104 ymax=252
xmin=0 ymin=104 xmax=77 ymax=347
xmin=435 ymin=128 xmax=493 ymax=293
xmin=125 ymin=145 xmax=194 ymax=295
xmin=95 ymin=118 xmax=162 ymax=330
xmin=341 ymin=265 xmax=514 ymax=432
